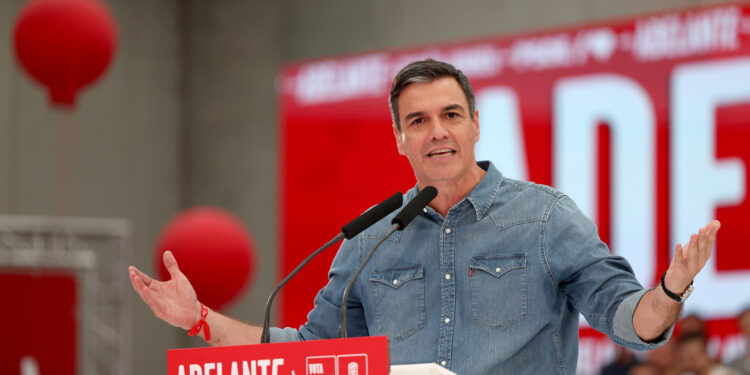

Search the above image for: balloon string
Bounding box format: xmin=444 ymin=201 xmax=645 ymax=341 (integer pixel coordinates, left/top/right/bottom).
xmin=55 ymin=108 xmax=77 ymax=217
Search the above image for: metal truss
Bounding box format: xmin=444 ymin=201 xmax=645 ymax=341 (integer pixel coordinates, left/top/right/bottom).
xmin=0 ymin=215 xmax=133 ymax=375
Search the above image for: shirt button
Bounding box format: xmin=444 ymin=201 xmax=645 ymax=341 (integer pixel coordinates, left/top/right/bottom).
xmin=393 ymin=279 xmax=399 ymax=285
xmin=495 ymin=267 xmax=501 ymax=273
xmin=441 ymin=361 xmax=447 ymax=366
xmin=444 ymin=318 xmax=450 ymax=324
xmin=445 ymin=274 xmax=451 ymax=280
xmin=445 ymin=228 xmax=451 ymax=234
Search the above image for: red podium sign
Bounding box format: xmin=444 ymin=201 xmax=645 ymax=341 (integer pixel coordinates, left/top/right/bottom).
xmin=167 ymin=336 xmax=389 ymax=375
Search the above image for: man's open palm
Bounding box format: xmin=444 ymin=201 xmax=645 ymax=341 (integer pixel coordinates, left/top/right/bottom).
xmin=129 ymin=250 xmax=200 ymax=330
xmin=664 ymin=220 xmax=720 ymax=292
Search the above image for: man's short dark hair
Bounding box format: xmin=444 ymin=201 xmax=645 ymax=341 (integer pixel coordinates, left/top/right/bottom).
xmin=388 ymin=58 xmax=476 ymax=131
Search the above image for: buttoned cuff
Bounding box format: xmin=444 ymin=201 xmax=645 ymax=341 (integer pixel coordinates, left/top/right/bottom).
xmin=613 ymin=288 xmax=674 ymax=350
xmin=269 ymin=327 xmax=303 ymax=343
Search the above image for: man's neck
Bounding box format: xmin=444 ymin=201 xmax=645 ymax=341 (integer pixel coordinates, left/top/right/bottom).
xmin=420 ymin=164 xmax=486 ymax=217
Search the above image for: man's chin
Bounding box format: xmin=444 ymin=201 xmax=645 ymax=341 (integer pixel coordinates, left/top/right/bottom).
xmin=417 ymin=168 xmax=462 ymax=185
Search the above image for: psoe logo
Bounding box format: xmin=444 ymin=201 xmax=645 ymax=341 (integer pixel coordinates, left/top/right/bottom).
xmin=305 ymin=354 xmax=368 ymax=375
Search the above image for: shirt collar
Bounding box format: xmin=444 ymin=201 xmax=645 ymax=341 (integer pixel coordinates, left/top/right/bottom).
xmin=406 ymin=160 xmax=504 ymax=222
xmin=466 ymin=161 xmax=503 ymax=221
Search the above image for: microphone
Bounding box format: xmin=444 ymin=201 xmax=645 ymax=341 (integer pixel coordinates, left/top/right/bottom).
xmin=391 ymin=186 xmax=438 ymax=229
xmin=260 ymin=191 xmax=403 ymax=343
xmin=342 ymin=192 xmax=403 ymax=239
xmin=338 ymin=186 xmax=438 ymax=338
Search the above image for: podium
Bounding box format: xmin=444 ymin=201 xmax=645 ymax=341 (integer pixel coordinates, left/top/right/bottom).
xmin=168 ymin=336 xmax=388 ymax=375
xmin=167 ymin=336 xmax=457 ymax=375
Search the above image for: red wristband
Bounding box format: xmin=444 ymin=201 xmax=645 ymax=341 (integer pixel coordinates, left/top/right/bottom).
xmin=187 ymin=303 xmax=211 ymax=341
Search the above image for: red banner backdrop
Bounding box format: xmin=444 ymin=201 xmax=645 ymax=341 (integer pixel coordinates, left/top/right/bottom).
xmin=0 ymin=271 xmax=77 ymax=375
xmin=279 ymin=4 xmax=750 ymax=373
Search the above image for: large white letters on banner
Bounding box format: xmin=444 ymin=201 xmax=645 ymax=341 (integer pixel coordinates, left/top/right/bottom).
xmin=671 ymin=57 xmax=750 ymax=317
xmin=553 ymin=74 xmax=656 ymax=285
xmin=279 ymin=6 xmax=750 ymax=373
xmin=475 ymin=87 xmax=528 ymax=181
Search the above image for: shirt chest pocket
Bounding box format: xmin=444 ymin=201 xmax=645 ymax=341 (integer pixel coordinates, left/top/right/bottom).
xmin=470 ymin=255 xmax=528 ymax=330
xmin=369 ymin=264 xmax=426 ymax=341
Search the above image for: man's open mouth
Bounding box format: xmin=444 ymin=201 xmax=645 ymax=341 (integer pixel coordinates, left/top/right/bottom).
xmin=428 ymin=148 xmax=456 ymax=158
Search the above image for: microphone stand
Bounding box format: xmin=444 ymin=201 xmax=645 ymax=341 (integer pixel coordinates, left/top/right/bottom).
xmin=258 ymin=190 xmax=403 ymax=343
xmin=338 ymin=225 xmax=398 ymax=338
xmin=260 ymin=232 xmax=345 ymax=344
xmin=337 ymin=186 xmax=437 ymax=338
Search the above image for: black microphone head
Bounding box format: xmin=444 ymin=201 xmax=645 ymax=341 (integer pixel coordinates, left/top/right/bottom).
xmin=391 ymin=186 xmax=438 ymax=230
xmin=341 ymin=192 xmax=403 ymax=239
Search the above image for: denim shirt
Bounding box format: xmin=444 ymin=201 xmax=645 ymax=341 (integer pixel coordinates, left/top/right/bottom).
xmin=272 ymin=161 xmax=671 ymax=374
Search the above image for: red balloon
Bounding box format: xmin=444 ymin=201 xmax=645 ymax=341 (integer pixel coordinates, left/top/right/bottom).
xmin=13 ymin=0 xmax=118 ymax=108
xmin=155 ymin=207 xmax=256 ymax=311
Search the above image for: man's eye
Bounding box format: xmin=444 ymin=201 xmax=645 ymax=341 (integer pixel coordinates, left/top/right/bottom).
xmin=412 ymin=118 xmax=423 ymax=125
xmin=447 ymin=112 xmax=458 ymax=119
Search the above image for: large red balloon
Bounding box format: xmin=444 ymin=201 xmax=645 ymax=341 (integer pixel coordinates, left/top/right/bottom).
xmin=13 ymin=0 xmax=118 ymax=108
xmin=155 ymin=207 xmax=256 ymax=311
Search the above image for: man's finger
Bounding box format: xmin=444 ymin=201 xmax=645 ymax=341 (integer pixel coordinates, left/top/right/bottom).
xmin=674 ymin=243 xmax=683 ymax=262
xmin=134 ymin=275 xmax=162 ymax=312
xmin=707 ymin=221 xmax=720 ymax=245
xmin=129 ymin=270 xmax=145 ymax=292
xmin=703 ymin=221 xmax=720 ymax=263
xmin=697 ymin=227 xmax=710 ymax=256
xmin=682 ymin=236 xmax=695 ymax=263
xmin=689 ymin=234 xmax=702 ymax=269
xmin=163 ymin=250 xmax=182 ymax=279
xmin=129 ymin=266 xmax=154 ymax=286
xmin=131 ymin=271 xmax=152 ymax=304
xmin=128 ymin=270 xmax=140 ymax=292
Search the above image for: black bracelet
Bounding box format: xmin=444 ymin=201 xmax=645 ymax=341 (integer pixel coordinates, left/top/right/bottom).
xmin=660 ymin=271 xmax=693 ymax=303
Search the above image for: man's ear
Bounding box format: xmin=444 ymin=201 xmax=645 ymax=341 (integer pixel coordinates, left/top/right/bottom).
xmin=393 ymin=124 xmax=406 ymax=155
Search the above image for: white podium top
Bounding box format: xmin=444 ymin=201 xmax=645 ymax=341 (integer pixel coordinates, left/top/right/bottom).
xmin=390 ymin=363 xmax=459 ymax=374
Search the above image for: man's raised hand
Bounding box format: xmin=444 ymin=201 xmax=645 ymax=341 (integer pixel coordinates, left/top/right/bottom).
xmin=128 ymin=250 xmax=200 ymax=330
xmin=664 ymin=220 xmax=721 ymax=294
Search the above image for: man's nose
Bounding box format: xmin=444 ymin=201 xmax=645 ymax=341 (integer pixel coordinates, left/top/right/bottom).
xmin=430 ymin=119 xmax=449 ymax=140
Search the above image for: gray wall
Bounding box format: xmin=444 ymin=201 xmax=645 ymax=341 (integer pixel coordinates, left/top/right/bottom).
xmin=0 ymin=0 xmax=740 ymax=373
xmin=1 ymin=0 xmax=184 ymax=372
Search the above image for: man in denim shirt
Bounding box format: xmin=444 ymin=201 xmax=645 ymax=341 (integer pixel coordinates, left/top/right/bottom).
xmin=130 ymin=59 xmax=721 ymax=374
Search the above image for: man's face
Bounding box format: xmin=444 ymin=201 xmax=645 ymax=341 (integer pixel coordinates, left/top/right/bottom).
xmin=393 ymin=77 xmax=480 ymax=187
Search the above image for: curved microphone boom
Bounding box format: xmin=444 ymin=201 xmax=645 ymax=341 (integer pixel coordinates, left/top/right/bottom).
xmin=338 ymin=186 xmax=438 ymax=338
xmin=260 ymin=191 xmax=402 ymax=343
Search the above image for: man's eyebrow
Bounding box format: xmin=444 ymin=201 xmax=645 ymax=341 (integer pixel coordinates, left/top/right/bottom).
xmin=443 ymin=103 xmax=465 ymax=112
xmin=404 ymin=111 xmax=425 ymax=122
xmin=403 ymin=104 xmax=466 ymax=122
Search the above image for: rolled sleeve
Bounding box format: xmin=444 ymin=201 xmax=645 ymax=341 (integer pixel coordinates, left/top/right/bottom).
xmin=612 ymin=288 xmax=674 ymax=350
xmin=545 ymin=196 xmax=673 ymax=351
